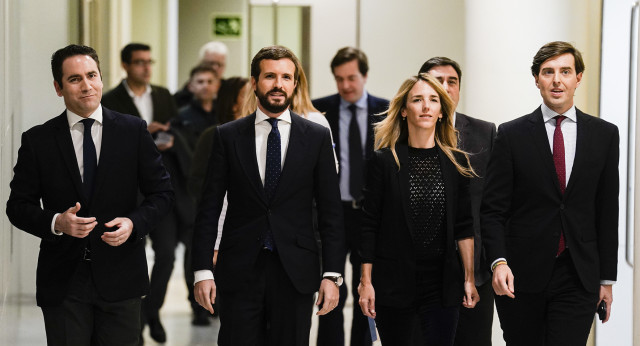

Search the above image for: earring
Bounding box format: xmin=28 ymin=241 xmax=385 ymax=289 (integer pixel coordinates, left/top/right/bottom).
xmin=438 ymin=117 xmax=442 ymax=122
xmin=402 ymin=116 xmax=406 ymax=121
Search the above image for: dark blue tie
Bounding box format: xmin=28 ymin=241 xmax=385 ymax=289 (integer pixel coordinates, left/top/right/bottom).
xmin=263 ymin=118 xmax=281 ymax=250
xmin=348 ymin=104 xmax=363 ymax=200
xmin=81 ymin=118 xmax=97 ymax=201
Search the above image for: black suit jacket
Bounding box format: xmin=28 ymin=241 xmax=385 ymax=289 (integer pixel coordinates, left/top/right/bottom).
xmin=6 ymin=107 xmax=174 ymax=306
xmin=312 ymin=93 xmax=389 ymax=182
xmin=360 ymin=144 xmax=473 ymax=308
xmin=192 ymin=112 xmax=346 ymax=294
xmin=481 ymin=107 xmax=619 ymax=294
xmin=101 ymin=80 xmax=177 ymax=124
xmin=455 ymin=113 xmax=496 ymax=285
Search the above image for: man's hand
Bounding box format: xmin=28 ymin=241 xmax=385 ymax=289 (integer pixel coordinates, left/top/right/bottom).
xmin=316 ymin=279 xmax=339 ymax=315
xmin=194 ymin=279 xmax=216 ymax=315
xmin=357 ymin=281 xmax=376 ymax=318
xmin=598 ymin=284 xmax=613 ymax=323
xmin=462 ymin=280 xmax=480 ymax=308
xmin=147 ymin=121 xmax=170 ymax=134
xmin=101 ymin=217 xmax=134 ymax=246
xmin=54 ymin=202 xmax=97 ymax=238
xmin=492 ymin=264 xmax=515 ymax=298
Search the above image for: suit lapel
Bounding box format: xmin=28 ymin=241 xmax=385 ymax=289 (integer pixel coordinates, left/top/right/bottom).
xmin=365 ymin=96 xmax=378 ymax=158
xmin=235 ymin=114 xmax=268 ymax=203
xmin=437 ymin=146 xmax=455 ymax=243
xmin=396 ymin=144 xmax=415 ymax=237
xmin=275 ymin=113 xmax=308 ymax=203
xmin=527 ymin=107 xmax=563 ymax=194
xmin=326 ymin=95 xmax=341 ymax=161
xmin=53 ymin=111 xmax=85 ymax=203
xmin=565 ymin=109 xmax=590 ymax=196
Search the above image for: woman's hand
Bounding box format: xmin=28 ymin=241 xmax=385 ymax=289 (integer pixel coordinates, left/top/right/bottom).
xmin=358 ymin=281 xmax=376 ymax=318
xmin=462 ymin=280 xmax=479 ymax=308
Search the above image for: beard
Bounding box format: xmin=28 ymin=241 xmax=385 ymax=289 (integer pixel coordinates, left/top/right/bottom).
xmin=255 ymin=87 xmax=293 ymax=114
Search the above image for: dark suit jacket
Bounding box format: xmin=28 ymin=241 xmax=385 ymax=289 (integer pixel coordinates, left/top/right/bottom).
xmin=312 ymin=93 xmax=389 ymax=182
xmin=101 ymin=80 xmax=177 ymax=124
xmin=455 ymin=113 xmax=496 ymax=285
xmin=6 ymin=107 xmax=174 ymax=307
xmin=481 ymin=107 xmax=619 ymax=294
xmin=192 ymin=112 xmax=346 ymax=294
xmin=360 ymin=144 xmax=473 ymax=308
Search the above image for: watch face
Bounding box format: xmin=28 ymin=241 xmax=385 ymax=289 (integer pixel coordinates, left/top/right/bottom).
xmin=336 ymin=276 xmax=344 ymax=286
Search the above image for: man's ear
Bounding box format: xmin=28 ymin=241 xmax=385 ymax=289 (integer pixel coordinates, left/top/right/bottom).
xmin=576 ymin=72 xmax=583 ymax=87
xmin=54 ymin=80 xmax=63 ymax=96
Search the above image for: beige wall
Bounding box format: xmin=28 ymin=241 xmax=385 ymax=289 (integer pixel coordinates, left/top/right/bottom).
xmin=178 ymin=0 xmax=248 ymax=85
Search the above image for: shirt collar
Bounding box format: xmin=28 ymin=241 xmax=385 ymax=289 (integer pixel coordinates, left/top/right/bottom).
xmin=541 ymin=103 xmax=576 ymax=123
xmin=254 ymin=107 xmax=292 ymax=125
xmin=340 ymin=90 xmax=369 ymax=110
xmin=122 ymin=79 xmax=151 ymax=98
xmin=67 ymin=106 xmax=103 ymax=129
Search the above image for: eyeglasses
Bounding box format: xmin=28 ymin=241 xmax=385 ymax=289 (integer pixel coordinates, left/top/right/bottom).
xmin=129 ymin=59 xmax=155 ymax=67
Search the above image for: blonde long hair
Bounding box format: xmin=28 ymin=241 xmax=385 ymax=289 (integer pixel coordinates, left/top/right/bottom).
xmin=375 ymin=73 xmax=475 ymax=177
xmin=240 ymin=52 xmax=319 ymax=118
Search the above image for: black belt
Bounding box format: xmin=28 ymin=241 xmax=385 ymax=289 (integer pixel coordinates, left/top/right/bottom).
xmin=342 ymin=200 xmax=362 ymax=209
xmin=82 ymin=247 xmax=91 ymax=261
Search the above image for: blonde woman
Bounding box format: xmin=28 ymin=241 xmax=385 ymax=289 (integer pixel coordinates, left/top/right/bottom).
xmin=358 ymin=74 xmax=478 ymax=345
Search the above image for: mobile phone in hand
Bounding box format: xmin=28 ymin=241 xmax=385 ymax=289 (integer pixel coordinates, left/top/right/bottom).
xmin=597 ymin=300 xmax=607 ymax=321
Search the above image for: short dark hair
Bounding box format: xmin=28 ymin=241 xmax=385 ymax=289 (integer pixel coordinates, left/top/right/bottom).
xmin=330 ymin=47 xmax=369 ymax=76
xmin=531 ymin=41 xmax=585 ymax=77
xmin=250 ymin=45 xmax=300 ymax=82
xmin=121 ymin=43 xmax=151 ymax=64
xmin=51 ymin=44 xmax=101 ymax=88
xmin=189 ymin=64 xmax=218 ymax=79
xmin=418 ymin=56 xmax=463 ymax=86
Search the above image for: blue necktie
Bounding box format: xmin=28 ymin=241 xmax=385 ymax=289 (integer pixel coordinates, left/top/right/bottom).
xmin=81 ymin=118 xmax=97 ymax=201
xmin=263 ymin=118 xmax=280 ymax=250
xmin=348 ymin=104 xmax=364 ymax=200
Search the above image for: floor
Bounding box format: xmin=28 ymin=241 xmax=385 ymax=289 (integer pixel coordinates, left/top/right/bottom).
xmin=12 ymin=244 xmax=505 ymax=346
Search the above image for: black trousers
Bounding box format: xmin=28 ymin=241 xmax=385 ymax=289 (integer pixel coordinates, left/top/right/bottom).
xmin=453 ymin=280 xmax=494 ymax=346
xmin=41 ymin=260 xmax=141 ymax=346
xmin=494 ymin=251 xmax=599 ymax=346
xmin=375 ymin=303 xmax=459 ymax=346
xmin=144 ymin=209 xmax=203 ymax=318
xmin=317 ymin=204 xmax=372 ymax=346
xmin=217 ymin=249 xmax=314 ymax=346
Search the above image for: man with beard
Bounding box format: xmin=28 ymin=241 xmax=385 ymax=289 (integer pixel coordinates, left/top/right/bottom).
xmin=192 ymin=45 xmax=346 ymax=345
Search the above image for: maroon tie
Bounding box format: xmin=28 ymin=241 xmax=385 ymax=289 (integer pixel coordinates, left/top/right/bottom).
xmin=553 ymin=115 xmax=566 ymax=256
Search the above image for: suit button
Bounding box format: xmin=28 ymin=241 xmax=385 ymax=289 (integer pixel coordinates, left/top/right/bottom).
xmin=560 ymin=204 xmax=565 ymax=210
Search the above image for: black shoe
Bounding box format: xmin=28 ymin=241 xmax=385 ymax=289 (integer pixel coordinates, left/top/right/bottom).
xmin=147 ymin=317 xmax=167 ymax=343
xmin=192 ymin=308 xmax=211 ymax=326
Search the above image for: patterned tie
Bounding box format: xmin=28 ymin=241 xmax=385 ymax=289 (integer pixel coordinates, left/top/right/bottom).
xmin=553 ymin=115 xmax=566 ymax=256
xmin=81 ymin=118 xmax=97 ymax=201
xmin=348 ymin=104 xmax=364 ymax=200
xmin=263 ymin=117 xmax=281 ymax=251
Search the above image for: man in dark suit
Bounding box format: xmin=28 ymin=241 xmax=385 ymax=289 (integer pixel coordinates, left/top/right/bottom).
xmin=6 ymin=44 xmax=173 ymax=346
xmin=482 ymin=41 xmax=618 ymax=345
xmin=312 ymin=47 xmax=388 ymax=346
xmin=419 ymin=57 xmax=496 ymax=346
xmin=192 ymin=45 xmax=346 ymax=346
xmin=101 ymin=43 xmax=197 ymax=341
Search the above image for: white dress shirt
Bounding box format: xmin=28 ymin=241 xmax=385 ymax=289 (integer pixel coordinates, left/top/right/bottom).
xmin=123 ymin=80 xmax=153 ymax=125
xmin=50 ymin=107 xmax=104 ymax=234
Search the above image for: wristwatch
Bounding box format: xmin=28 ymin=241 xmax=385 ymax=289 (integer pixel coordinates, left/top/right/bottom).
xmin=324 ymin=275 xmax=343 ymax=287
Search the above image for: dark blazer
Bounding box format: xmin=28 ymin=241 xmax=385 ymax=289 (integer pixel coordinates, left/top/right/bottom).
xmin=192 ymin=112 xmax=346 ymax=294
xmin=455 ymin=113 xmax=496 ymax=285
xmin=359 ymin=144 xmax=473 ymax=308
xmin=312 ymin=93 xmax=389 ymax=179
xmin=6 ymin=107 xmax=174 ymax=307
xmin=101 ymin=80 xmax=177 ymax=124
xmin=481 ymin=107 xmax=619 ymax=294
